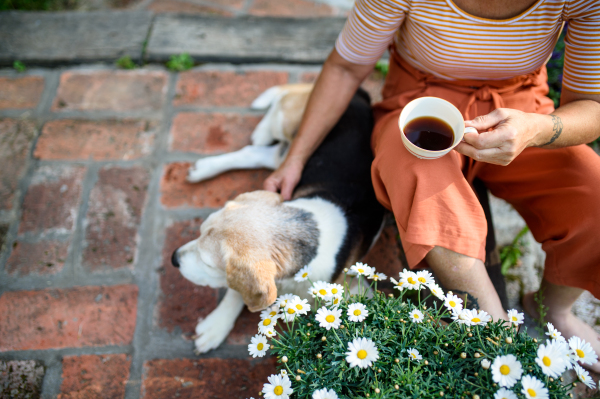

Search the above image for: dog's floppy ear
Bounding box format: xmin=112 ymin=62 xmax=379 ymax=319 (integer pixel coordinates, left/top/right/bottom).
xmin=226 ymin=255 xmax=278 ymax=312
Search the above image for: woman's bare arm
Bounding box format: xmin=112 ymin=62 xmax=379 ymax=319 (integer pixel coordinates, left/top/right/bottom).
xmin=264 ymin=48 xmax=376 ymax=199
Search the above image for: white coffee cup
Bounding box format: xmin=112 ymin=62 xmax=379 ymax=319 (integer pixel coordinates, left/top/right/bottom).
xmin=398 ymin=97 xmax=478 ymax=160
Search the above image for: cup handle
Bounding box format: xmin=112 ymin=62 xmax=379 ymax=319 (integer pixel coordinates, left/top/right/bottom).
xmin=461 ymin=126 xmax=478 ymax=142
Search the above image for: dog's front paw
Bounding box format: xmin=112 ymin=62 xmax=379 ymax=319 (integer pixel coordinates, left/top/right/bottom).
xmin=187 ymin=159 xmax=222 ymax=183
xmin=192 ymin=314 xmax=234 ymax=354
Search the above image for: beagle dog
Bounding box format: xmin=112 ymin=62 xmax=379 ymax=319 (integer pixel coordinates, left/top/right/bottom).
xmin=171 ymin=84 xmax=386 ymax=354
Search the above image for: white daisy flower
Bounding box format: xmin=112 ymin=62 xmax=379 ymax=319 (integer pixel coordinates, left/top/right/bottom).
xmin=401 ymin=271 xmax=421 ymax=290
xmin=507 ymin=309 xmax=524 ymax=326
xmin=275 ymin=293 xmax=297 ymax=308
xmin=574 ymin=364 xmax=597 ymax=389
xmin=325 ymin=294 xmax=343 ymax=308
xmin=407 ymin=348 xmax=422 ymax=361
xmin=491 ymin=354 xmax=523 ymax=388
xmin=315 ymin=307 xmax=342 ymax=330
xmin=326 ymin=283 xmax=344 ymax=297
xmin=409 ymin=308 xmax=424 ymax=323
xmin=416 ymin=270 xmax=434 ymax=286
xmin=350 ymin=262 xmax=374 ymax=277
xmin=347 ymin=303 xmax=368 ymax=322
xmin=264 ymin=329 xmax=277 ymax=338
xmin=481 ymin=359 xmax=491 ymax=369
xmin=281 ymin=305 xmax=298 ymax=322
xmin=287 ymin=297 xmax=311 ymax=316
xmin=462 ymin=309 xmax=491 ymax=326
xmin=261 ymin=305 xmax=280 ymax=320
xmin=312 ymin=388 xmax=339 ymax=399
xmin=309 ymin=281 xmax=330 ymax=299
xmin=569 ymin=336 xmax=599 ymax=365
xmin=294 ymin=265 xmax=311 ymax=282
xmin=345 ymin=337 xmax=379 ymax=369
xmin=390 ymin=277 xmax=406 ymax=291
xmin=370 ymin=272 xmax=387 ymax=281
xmin=280 ymin=370 xmax=287 ymax=377
xmin=262 ymin=373 xmax=293 ymax=399
xmin=258 ymin=317 xmax=278 ymax=334
xmin=545 ymin=322 xmax=565 ymax=343
xmin=248 ymin=334 xmax=269 ymax=358
xmin=428 ymin=283 xmax=444 ymax=300
xmin=535 ymin=340 xmax=567 ymax=377
xmin=494 ymin=387 xmax=518 ymax=399
xmin=521 ymin=375 xmax=549 ymax=399
xmin=444 ymin=294 xmax=463 ymax=313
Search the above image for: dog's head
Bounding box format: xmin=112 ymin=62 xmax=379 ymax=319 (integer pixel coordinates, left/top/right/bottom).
xmin=172 ymin=190 xmax=286 ymax=312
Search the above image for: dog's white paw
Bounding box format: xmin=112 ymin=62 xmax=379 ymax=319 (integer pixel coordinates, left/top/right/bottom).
xmin=193 ymin=313 xmax=235 ymax=354
xmin=187 ymin=159 xmax=221 ymax=183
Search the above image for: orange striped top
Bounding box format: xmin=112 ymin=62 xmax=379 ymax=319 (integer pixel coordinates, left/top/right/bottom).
xmin=335 ymin=0 xmax=600 ymax=94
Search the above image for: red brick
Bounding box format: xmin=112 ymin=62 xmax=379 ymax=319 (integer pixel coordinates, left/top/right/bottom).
xmin=249 ymin=0 xmax=336 ymax=17
xmin=83 ymin=166 xmax=149 ymax=271
xmin=148 ymin=0 xmax=233 ymax=15
xmin=0 ymin=285 xmax=138 ymax=351
xmin=0 ymin=76 xmax=44 ymax=109
xmin=362 ymin=225 xmax=407 ymax=283
xmin=158 ymin=218 xmax=219 ymax=335
xmin=225 ymin=308 xmax=262 ymax=345
xmin=208 ymin=0 xmax=245 ymax=9
xmin=0 ymin=119 xmax=36 ymax=211
xmin=160 ymin=162 xmax=271 ymax=208
xmin=170 ymin=112 xmax=260 ymax=154
xmin=174 ymin=71 xmax=288 ymax=107
xmin=52 ymin=71 xmax=167 ymax=112
xmin=6 ymin=240 xmax=69 ymax=277
xmin=19 ymin=165 xmax=86 ymax=235
xmin=35 ymin=119 xmax=157 ymax=161
xmin=301 ymin=70 xmax=385 ymax=103
xmin=141 ymin=358 xmax=277 ymax=399
xmin=59 ymin=354 xmax=131 ymax=399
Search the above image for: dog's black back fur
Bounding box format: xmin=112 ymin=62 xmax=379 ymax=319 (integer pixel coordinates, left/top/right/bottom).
xmin=293 ymin=88 xmax=386 ymax=277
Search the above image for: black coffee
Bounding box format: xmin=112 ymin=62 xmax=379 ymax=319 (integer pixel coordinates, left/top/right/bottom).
xmin=404 ymin=116 xmax=454 ymax=151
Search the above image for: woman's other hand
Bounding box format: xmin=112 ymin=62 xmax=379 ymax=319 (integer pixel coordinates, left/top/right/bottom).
xmin=263 ymin=156 xmax=305 ymax=200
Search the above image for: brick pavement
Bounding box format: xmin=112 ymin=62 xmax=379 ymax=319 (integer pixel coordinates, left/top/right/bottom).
xmin=0 ymin=62 xmax=394 ymax=399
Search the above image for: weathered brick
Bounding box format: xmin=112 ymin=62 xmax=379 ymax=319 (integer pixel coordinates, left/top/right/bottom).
xmin=19 ymin=165 xmax=86 ymax=235
xmin=141 ymin=358 xmax=277 ymax=399
xmin=158 ymin=218 xmax=219 ymax=335
xmin=0 ymin=360 xmax=45 ymax=399
xmin=59 ymin=354 xmax=131 ymax=399
xmin=0 ymin=119 xmax=36 ymax=211
xmin=160 ymin=162 xmax=271 ymax=208
xmin=170 ymin=112 xmax=260 ymax=154
xmin=0 ymin=285 xmax=138 ymax=351
xmin=249 ymin=0 xmax=336 ymax=17
xmin=148 ymin=0 xmax=233 ymax=15
xmin=35 ymin=119 xmax=157 ymax=161
xmin=225 ymin=308 xmax=262 ymax=345
xmin=52 ymin=70 xmax=167 ymax=112
xmin=174 ymin=71 xmax=288 ymax=107
xmin=0 ymin=76 xmax=44 ymax=109
xmin=301 ymin=71 xmax=385 ymax=103
xmin=83 ymin=166 xmax=149 ymax=271
xmin=6 ymin=240 xmax=69 ymax=276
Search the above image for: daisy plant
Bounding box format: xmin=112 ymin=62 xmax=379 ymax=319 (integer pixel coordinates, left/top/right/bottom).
xmin=248 ymin=263 xmax=592 ymax=399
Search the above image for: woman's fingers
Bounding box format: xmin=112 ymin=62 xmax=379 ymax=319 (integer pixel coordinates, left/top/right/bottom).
xmin=454 ymin=143 xmax=512 ymax=166
xmin=263 ymin=174 xmax=282 ymax=193
xmin=465 ymin=108 xmax=509 ymax=131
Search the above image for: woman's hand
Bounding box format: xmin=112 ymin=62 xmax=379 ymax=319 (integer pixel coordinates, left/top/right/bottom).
xmin=263 ymin=157 xmax=305 ymax=200
xmin=455 ymin=108 xmax=547 ymax=166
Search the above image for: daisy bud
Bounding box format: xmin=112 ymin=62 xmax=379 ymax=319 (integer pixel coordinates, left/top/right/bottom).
xmin=560 ymin=377 xmax=564 ymax=382
xmin=533 ymin=338 xmax=538 ymax=343
xmin=343 ymin=268 xmax=348 ymax=272
xmin=481 ymin=359 xmax=490 ymax=369
xmin=573 ymin=383 xmax=577 ymax=387
xmin=316 ymin=353 xmax=322 ymax=359
xmin=321 ymin=336 xmax=327 ymax=342
xmin=473 ymin=395 xmax=480 ymax=399
xmin=281 ymin=356 xmax=288 ymax=363
xmin=295 ymin=375 xmax=301 ymax=381
xmin=549 ymin=378 xmax=554 ymax=382
xmin=433 ymin=351 xmax=439 ymax=355
xmin=460 ymin=353 xmax=467 ymax=359
xmin=444 ymin=343 xmax=448 ymax=347
xmin=468 ymin=333 xmax=473 ymax=337
xmin=306 ymin=333 xmax=310 ymax=336
xmin=307 ymin=323 xmax=312 ymax=327
xmin=569 ymin=394 xmax=573 ymax=398
xmin=384 ymin=317 xmax=388 ymax=320
xmin=395 ymin=385 xmax=399 ymax=389
xmin=388 ymin=293 xmax=394 ymax=298
xmin=340 ymin=325 xmax=345 ymax=329
xmin=424 ymin=360 xmax=429 ymax=365
xmin=505 ymin=337 xmax=513 ymax=344
xmin=378 ymin=369 xmax=382 ymax=373
xmin=366 ymin=395 xmax=369 ymax=397
xmin=375 ymin=388 xmax=381 ymax=394
xmin=438 ymin=371 xmax=442 ymax=376
xmin=474 ymin=372 xmax=478 ymax=377
xmin=400 ymin=319 xmax=404 ymax=322
xmin=440 ymin=392 xmax=444 ymax=397
xmin=474 ymin=353 xmax=480 ymax=358
xmin=397 ymin=310 xmax=401 ymax=314
xmin=466 ymin=328 xmax=471 ymax=332
xmin=395 ymin=358 xmax=400 ymax=363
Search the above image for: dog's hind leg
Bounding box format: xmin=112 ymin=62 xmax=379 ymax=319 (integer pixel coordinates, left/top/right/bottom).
xmin=193 ymin=288 xmax=245 ymax=354
xmin=187 ymin=143 xmax=284 ymax=183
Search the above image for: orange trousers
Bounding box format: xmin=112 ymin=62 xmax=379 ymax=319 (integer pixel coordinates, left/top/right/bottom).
xmin=371 ymin=50 xmax=600 ymax=298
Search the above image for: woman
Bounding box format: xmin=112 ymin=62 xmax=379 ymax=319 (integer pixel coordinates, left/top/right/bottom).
xmin=264 ymin=0 xmax=600 ymax=371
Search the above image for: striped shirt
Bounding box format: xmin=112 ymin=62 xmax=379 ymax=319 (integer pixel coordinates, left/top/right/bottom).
xmin=335 ymin=0 xmax=600 ymax=94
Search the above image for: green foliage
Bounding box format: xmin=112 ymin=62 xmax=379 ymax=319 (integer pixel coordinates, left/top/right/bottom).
xmin=374 ymin=60 xmax=389 ymax=77
xmin=533 ymin=287 xmax=549 ymax=338
xmin=268 ymin=277 xmax=572 ymax=399
xmin=0 ymin=0 xmax=78 ymax=10
xmin=13 ymin=60 xmax=26 ymax=73
xmin=166 ymin=53 xmax=194 ymax=72
xmin=499 ymin=226 xmax=529 ymax=275
xmin=115 ymin=56 xmax=137 ymax=70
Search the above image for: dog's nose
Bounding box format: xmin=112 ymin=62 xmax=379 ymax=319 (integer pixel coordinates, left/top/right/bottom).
xmin=171 ymin=250 xmax=180 ymax=268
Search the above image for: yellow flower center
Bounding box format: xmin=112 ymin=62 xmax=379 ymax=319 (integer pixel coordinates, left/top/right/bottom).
xmin=527 ymin=388 xmax=537 ymax=397
xmin=576 ymin=349 xmax=585 ymax=358
xmin=411 ymin=353 xmax=416 ymax=358
xmin=302 ymin=272 xmax=308 ymax=278
xmin=269 ymin=311 xmax=277 ymax=317
xmin=331 ymin=288 xmax=338 ymax=294
xmin=287 ymin=308 xmax=295 ymax=314
xmin=333 ymin=298 xmax=340 ymax=304
xmin=543 ymin=356 xmax=551 ymax=367
xmin=357 ymin=349 xmax=368 ymax=359
xmin=512 ymin=316 xmax=517 ymax=321
xmin=296 ymin=304 xmax=303 ymax=310
xmin=413 ymin=314 xmax=419 ymax=319
xmin=418 ymin=277 xmax=426 ymax=283
xmin=354 ymin=309 xmax=361 ymax=316
xmin=358 ymin=268 xmax=365 ymax=273
xmin=500 ymin=365 xmax=510 ymax=375
xmin=407 ymin=277 xmax=416 ymax=284
xmin=472 ymin=318 xmax=481 ymax=323
xmin=274 ymin=386 xmax=284 ymax=395
xmin=449 ymin=301 xmax=456 ymax=307
xmin=257 ymin=343 xmax=264 ymax=351
xmin=325 ymin=315 xmax=335 ymax=323
xmin=319 ymin=289 xmax=327 ymax=295
xmin=581 ymin=375 xmax=586 ymax=381
xmin=263 ymin=319 xmax=271 ymax=326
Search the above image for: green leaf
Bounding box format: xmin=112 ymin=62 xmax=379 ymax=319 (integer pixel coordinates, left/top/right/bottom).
xmin=166 ymin=53 xmax=194 ymax=72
